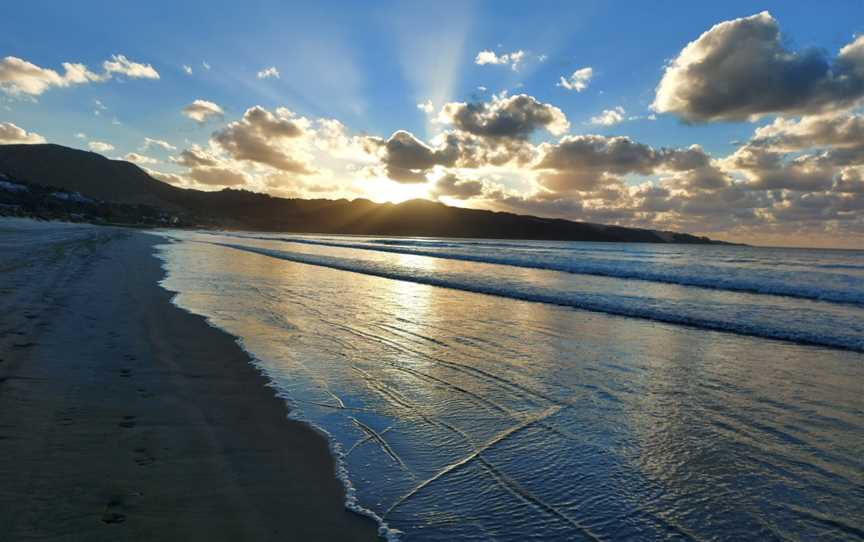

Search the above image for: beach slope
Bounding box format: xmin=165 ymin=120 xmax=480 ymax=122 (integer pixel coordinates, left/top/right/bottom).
xmin=0 ymin=219 xmax=379 ymax=541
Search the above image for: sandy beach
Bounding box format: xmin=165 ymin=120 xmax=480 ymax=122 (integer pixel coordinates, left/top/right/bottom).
xmin=0 ymin=220 xmax=379 ymax=541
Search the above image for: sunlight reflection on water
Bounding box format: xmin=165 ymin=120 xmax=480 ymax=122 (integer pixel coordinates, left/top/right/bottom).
xmin=157 ymin=231 xmax=864 ymax=541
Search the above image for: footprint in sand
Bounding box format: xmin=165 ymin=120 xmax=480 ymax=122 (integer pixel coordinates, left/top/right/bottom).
xmin=101 ymin=498 xmax=127 ymax=524
xmin=133 ymin=447 xmax=155 ymax=467
xmin=118 ymin=415 xmax=137 ymax=429
xmin=136 ymin=387 xmax=153 ymax=399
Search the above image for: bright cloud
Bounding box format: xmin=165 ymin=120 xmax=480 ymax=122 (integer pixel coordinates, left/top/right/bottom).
xmin=557 ymin=67 xmax=593 ymax=92
xmin=0 ymin=54 xmax=158 ymax=96
xmin=474 ymin=50 xmax=527 ymax=70
xmin=182 ymin=99 xmax=224 ymax=124
xmin=88 ymin=140 xmax=114 ymax=152
xmin=123 ymin=152 xmax=158 ymax=164
xmin=257 ymin=66 xmax=280 ymax=79
xmin=0 ymin=121 xmax=46 ymax=144
xmin=102 ymin=54 xmax=159 ymax=79
xmin=142 ymin=137 xmax=177 ymax=152
xmin=590 ymin=106 xmax=625 ymax=126
xmin=417 ymin=100 xmax=434 ymax=114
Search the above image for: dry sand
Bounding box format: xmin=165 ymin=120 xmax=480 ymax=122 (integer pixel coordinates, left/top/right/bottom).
xmin=0 ymin=220 xmax=380 ymax=541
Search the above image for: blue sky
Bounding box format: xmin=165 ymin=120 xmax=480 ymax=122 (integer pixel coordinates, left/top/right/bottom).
xmin=2 ymin=1 xmax=864 ymax=247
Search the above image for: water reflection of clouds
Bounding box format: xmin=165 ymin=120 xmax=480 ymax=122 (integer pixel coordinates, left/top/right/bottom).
xmin=156 ymin=230 xmax=864 ymax=541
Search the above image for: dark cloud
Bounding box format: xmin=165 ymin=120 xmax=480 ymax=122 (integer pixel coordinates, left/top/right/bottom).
xmin=728 ymin=146 xmax=836 ymax=191
xmin=365 ymin=130 xmax=457 ymax=183
xmin=537 ymin=135 xmax=658 ymax=176
xmin=653 ymin=12 xmax=864 ymax=122
xmin=439 ymin=94 xmax=568 ymax=139
xmin=241 ymin=106 xmax=304 ymax=138
xmin=170 ymin=146 xmax=220 ymax=168
xmin=665 ymin=165 xmax=731 ymax=190
xmin=212 ymin=106 xmax=312 ymax=174
xmin=187 ymin=166 xmax=248 ymax=186
xmin=835 ymin=167 xmax=864 ymax=193
xmin=432 ymin=173 xmax=484 ymax=199
xmin=534 ymin=135 xmax=713 ymax=193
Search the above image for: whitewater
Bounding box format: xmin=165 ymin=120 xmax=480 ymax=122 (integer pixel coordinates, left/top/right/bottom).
xmin=155 ymin=230 xmax=864 ymax=541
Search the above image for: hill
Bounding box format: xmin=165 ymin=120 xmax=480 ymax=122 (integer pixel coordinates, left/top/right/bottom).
xmin=0 ymin=143 xmax=721 ymax=243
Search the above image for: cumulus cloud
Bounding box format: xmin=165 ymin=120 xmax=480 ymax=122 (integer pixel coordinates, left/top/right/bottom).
xmin=161 ymin=144 xmax=250 ymax=189
xmin=123 ymin=152 xmax=158 ymax=165
xmin=438 ymin=93 xmax=569 ymax=139
xmin=182 ymin=99 xmax=224 ymax=123
xmin=364 ymin=130 xmax=456 ymax=182
xmin=474 ymin=50 xmax=527 ymax=71
xmin=590 ymin=106 xmax=625 ymax=126
xmin=188 ymin=166 xmax=248 ymax=186
xmin=662 ymin=164 xmax=732 ymax=191
xmin=0 ymin=121 xmax=46 ymax=144
xmin=150 ymin=91 xmax=861 ymax=242
xmin=88 ymin=141 xmax=114 ymax=152
xmin=535 ymin=135 xmax=713 ymax=194
xmin=102 ymin=54 xmax=159 ymax=79
xmin=836 ymin=167 xmax=864 ymax=193
xmin=727 ymin=145 xmax=836 ymax=192
xmin=0 ymin=56 xmax=101 ymax=95
xmin=142 ymin=137 xmax=176 ymax=152
xmin=211 ymin=106 xmax=313 ymax=173
xmin=431 ymin=172 xmax=485 ymax=199
xmin=363 ymin=94 xmax=573 ymax=183
xmin=653 ymin=12 xmax=864 ymax=122
xmin=750 ymin=112 xmax=864 ymax=152
xmin=145 ymin=168 xmax=191 ymax=188
xmin=397 ymin=94 xmax=573 ymax=174
xmin=257 ymin=66 xmax=280 ymax=79
xmin=0 ymin=55 xmax=158 ymax=96
xmin=557 ymin=67 xmax=593 ymax=92
xmin=170 ymin=145 xmax=221 ymax=168
xmin=166 ymin=106 xmax=381 ymax=194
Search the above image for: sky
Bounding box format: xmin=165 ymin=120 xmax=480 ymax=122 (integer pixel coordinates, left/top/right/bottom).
xmin=2 ymin=1 xmax=864 ymax=248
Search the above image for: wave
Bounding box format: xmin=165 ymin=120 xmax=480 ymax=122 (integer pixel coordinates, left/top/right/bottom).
xmin=205 ymin=241 xmax=864 ymax=353
xmin=210 ymin=233 xmax=864 ymax=307
xmin=153 ymin=245 xmax=401 ymax=542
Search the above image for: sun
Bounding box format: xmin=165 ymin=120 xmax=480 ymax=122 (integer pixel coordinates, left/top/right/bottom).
xmin=363 ymin=177 xmax=433 ymax=204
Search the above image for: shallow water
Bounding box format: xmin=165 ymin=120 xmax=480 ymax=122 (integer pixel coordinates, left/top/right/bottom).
xmin=156 ymin=230 xmax=864 ymax=541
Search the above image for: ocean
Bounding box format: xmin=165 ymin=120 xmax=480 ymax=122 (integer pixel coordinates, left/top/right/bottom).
xmin=155 ymin=230 xmax=864 ymax=541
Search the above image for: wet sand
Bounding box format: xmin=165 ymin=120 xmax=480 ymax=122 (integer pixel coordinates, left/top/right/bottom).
xmin=0 ymin=220 xmax=379 ymax=541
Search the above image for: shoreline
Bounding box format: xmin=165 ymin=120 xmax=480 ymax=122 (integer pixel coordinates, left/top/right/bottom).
xmin=0 ymin=223 xmax=380 ymax=540
xmin=152 ymin=238 xmax=396 ymax=540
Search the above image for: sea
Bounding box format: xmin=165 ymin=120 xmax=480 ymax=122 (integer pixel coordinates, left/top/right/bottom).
xmin=154 ymin=230 xmax=864 ymax=541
